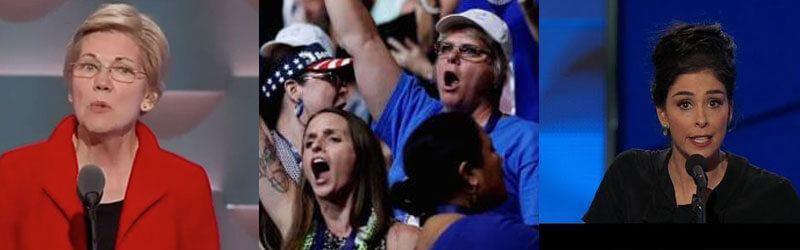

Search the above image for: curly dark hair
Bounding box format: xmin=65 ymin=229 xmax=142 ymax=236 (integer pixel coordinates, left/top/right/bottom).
xmin=651 ymin=23 xmax=736 ymax=108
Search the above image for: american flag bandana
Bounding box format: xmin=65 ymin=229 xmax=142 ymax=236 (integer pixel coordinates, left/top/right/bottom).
xmin=261 ymin=43 xmax=332 ymax=101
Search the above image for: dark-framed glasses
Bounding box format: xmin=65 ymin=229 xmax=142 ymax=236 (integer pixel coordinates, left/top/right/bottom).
xmin=434 ymin=41 xmax=492 ymax=62
xmin=71 ymin=59 xmax=146 ymax=83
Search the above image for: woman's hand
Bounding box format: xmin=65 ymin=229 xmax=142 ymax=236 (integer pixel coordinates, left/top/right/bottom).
xmin=388 ymin=37 xmax=434 ymax=82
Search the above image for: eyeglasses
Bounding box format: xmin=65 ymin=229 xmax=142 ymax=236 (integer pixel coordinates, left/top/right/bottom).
xmin=71 ymin=59 xmax=146 ymax=83
xmin=299 ymin=71 xmax=344 ymax=88
xmin=434 ymin=41 xmax=492 ymax=62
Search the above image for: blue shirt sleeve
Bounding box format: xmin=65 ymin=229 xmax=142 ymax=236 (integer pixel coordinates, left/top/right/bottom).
xmin=432 ymin=213 xmax=539 ymax=250
xmin=520 ymin=138 xmax=539 ymax=225
xmin=514 ymin=120 xmax=539 ymax=225
xmin=372 ymin=72 xmax=442 ymax=187
xmin=372 ymin=72 xmax=441 ymax=149
xmin=491 ymin=118 xmax=539 ymax=225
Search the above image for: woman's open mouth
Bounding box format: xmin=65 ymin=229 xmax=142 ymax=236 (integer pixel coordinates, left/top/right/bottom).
xmin=311 ymin=157 xmax=330 ymax=180
xmin=442 ymin=71 xmax=460 ymax=91
xmin=689 ymin=135 xmax=712 ymax=148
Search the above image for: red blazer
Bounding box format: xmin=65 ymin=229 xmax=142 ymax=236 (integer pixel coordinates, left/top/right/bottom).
xmin=0 ymin=115 xmax=220 ymax=250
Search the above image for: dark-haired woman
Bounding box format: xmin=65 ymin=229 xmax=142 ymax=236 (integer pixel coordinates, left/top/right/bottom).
xmin=283 ymin=108 xmax=418 ymax=250
xmin=583 ymin=23 xmax=800 ymax=223
xmin=393 ymin=112 xmax=537 ymax=249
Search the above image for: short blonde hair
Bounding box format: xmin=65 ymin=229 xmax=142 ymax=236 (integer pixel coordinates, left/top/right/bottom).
xmin=63 ymin=3 xmax=169 ymax=97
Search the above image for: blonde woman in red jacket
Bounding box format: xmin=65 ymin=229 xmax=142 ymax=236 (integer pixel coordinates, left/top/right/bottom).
xmin=0 ymin=3 xmax=220 ymax=250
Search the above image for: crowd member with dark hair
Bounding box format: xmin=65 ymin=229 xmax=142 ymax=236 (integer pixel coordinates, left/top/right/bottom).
xmin=323 ymin=0 xmax=539 ymax=226
xmin=258 ymin=22 xmax=356 ymax=249
xmin=584 ymin=23 xmax=800 ymax=223
xmin=392 ymin=112 xmax=537 ymax=249
xmin=283 ymin=108 xmax=418 ymax=250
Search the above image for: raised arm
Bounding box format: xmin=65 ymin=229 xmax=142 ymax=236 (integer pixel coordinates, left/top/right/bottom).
xmin=324 ymin=0 xmax=402 ymax=119
xmin=259 ymin=118 xmax=297 ymax=239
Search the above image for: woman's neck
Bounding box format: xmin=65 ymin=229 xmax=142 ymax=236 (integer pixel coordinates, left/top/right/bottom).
xmin=316 ymin=192 xmax=355 ymax=238
xmin=73 ymin=123 xmax=139 ymax=169
xmin=444 ymin=193 xmax=473 ymax=213
xmin=668 ymin=147 xmax=728 ymax=193
xmin=471 ymin=103 xmax=495 ymax=129
xmin=444 ymin=101 xmax=496 ymax=128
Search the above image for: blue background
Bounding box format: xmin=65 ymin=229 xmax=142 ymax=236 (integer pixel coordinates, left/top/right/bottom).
xmin=539 ymin=0 xmax=608 ymax=223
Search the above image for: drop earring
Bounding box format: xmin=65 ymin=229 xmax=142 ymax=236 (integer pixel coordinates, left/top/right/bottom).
xmin=469 ymin=183 xmax=479 ymax=209
xmin=662 ymin=124 xmax=670 ymax=136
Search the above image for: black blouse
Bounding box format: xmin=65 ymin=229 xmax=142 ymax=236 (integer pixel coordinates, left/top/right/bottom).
xmin=88 ymin=200 xmax=123 ymax=250
xmin=583 ymin=149 xmax=800 ymax=223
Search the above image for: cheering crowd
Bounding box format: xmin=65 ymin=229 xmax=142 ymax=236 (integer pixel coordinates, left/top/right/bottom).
xmin=259 ymin=0 xmax=539 ymax=249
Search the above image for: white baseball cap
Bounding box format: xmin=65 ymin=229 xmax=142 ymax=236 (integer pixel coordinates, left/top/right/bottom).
xmin=435 ymin=9 xmax=512 ymax=60
xmin=260 ymin=22 xmax=335 ymax=58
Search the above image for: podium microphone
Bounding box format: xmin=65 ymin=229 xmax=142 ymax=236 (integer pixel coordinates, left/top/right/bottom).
xmin=78 ymin=165 xmax=105 ymax=250
xmin=685 ymin=154 xmax=708 ymax=224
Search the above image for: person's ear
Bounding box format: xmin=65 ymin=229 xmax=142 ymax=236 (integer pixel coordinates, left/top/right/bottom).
xmin=140 ymin=91 xmax=159 ymax=112
xmin=656 ymin=106 xmax=671 ymax=136
xmin=458 ymin=161 xmax=484 ymax=209
xmin=728 ymin=101 xmax=734 ymax=124
xmin=457 ymin=161 xmax=479 ymax=186
xmin=284 ymin=79 xmax=303 ymax=103
xmin=337 ymin=85 xmax=348 ymax=99
xmin=656 ymin=106 xmax=668 ymax=127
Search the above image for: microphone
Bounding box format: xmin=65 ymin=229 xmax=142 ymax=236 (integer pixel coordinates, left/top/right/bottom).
xmin=685 ymin=154 xmax=708 ymax=224
xmin=78 ymin=165 xmax=105 ymax=208
xmin=685 ymin=154 xmax=708 ymax=188
xmin=77 ymin=165 xmax=105 ymax=250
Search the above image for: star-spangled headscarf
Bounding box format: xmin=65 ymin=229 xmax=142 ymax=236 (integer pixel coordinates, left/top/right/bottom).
xmin=261 ymin=43 xmax=332 ymax=101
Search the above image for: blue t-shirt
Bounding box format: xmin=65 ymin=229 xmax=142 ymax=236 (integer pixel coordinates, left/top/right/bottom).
xmin=372 ymin=72 xmax=539 ymax=225
xmin=431 ymin=212 xmax=539 ymax=250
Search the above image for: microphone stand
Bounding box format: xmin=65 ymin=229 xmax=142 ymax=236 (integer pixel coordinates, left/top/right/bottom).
xmin=691 ymin=172 xmax=708 ymax=224
xmin=84 ymin=191 xmax=101 ymax=250
xmin=87 ymin=205 xmax=99 ymax=250
xmin=77 ymin=165 xmax=105 ymax=250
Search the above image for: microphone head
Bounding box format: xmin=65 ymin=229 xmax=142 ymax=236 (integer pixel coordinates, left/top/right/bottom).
xmin=685 ymin=154 xmax=707 ymax=175
xmin=77 ymin=165 xmax=105 ymax=208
